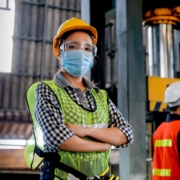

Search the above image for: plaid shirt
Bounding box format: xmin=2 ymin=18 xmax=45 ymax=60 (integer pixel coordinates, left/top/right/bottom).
xmin=34 ymin=72 xmax=133 ymax=152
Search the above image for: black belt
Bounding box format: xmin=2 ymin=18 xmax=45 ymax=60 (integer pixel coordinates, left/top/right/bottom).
xmin=43 ymin=160 xmax=110 ymax=180
xmin=41 ymin=150 xmax=111 ymax=180
xmin=44 ymin=160 xmax=87 ymax=179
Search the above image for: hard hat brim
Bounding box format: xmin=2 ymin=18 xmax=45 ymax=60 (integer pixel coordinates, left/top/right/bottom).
xmin=53 ymin=25 xmax=98 ymax=58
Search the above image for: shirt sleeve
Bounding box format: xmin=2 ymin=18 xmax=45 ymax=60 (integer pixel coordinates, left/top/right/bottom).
xmin=34 ymin=83 xmax=74 ymax=151
xmin=108 ymin=98 xmax=134 ymax=148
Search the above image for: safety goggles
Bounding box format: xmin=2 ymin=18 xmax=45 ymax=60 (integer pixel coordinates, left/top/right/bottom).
xmin=60 ymin=41 xmax=97 ymax=56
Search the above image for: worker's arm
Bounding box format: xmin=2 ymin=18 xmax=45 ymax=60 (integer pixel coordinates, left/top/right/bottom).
xmin=34 ymin=83 xmax=111 ymax=152
xmin=59 ymin=135 xmax=111 ymax=152
xmin=66 ymin=123 xmax=127 ymax=146
xmin=87 ymin=125 xmax=128 ymax=146
xmin=66 ymin=98 xmax=133 ymax=147
xmin=107 ymin=99 xmax=133 ymax=147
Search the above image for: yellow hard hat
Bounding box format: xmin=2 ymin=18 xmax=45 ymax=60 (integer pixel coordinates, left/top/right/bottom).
xmin=53 ymin=17 xmax=98 ymax=58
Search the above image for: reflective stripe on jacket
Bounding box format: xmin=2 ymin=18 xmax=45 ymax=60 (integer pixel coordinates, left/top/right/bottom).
xmin=152 ymin=120 xmax=180 ymax=180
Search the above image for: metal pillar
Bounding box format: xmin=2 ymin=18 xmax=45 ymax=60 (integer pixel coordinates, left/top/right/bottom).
xmin=116 ymin=0 xmax=147 ymax=180
xmin=174 ymin=29 xmax=180 ymax=77
xmin=81 ymin=0 xmax=91 ymax=79
xmin=40 ymin=0 xmax=48 ymax=81
xmin=81 ymin=0 xmax=90 ymax=24
xmin=148 ymin=24 xmax=175 ymax=78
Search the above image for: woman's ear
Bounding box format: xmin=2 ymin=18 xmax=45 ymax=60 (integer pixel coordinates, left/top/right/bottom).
xmin=57 ymin=49 xmax=61 ymax=57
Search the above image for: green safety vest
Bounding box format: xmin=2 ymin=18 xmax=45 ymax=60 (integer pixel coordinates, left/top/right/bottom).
xmin=24 ymin=80 xmax=111 ymax=179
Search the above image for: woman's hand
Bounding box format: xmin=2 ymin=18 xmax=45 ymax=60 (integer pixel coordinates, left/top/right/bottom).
xmin=59 ymin=133 xmax=112 ymax=152
xmin=65 ymin=123 xmax=127 ymax=146
xmin=66 ymin=123 xmax=115 ymax=137
xmin=101 ymin=143 xmax=112 ymax=152
xmin=66 ymin=123 xmax=88 ymax=138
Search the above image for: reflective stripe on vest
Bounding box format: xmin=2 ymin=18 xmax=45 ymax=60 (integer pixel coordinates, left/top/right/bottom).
xmin=152 ymin=168 xmax=171 ymax=177
xmin=155 ymin=139 xmax=172 ymax=147
xmin=25 ymin=80 xmax=110 ymax=178
xmin=42 ymin=80 xmax=110 ymax=179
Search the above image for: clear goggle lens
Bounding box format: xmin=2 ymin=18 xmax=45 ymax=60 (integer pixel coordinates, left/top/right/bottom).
xmin=60 ymin=41 xmax=97 ymax=56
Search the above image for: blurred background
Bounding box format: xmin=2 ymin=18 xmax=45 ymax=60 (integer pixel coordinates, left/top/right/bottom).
xmin=0 ymin=0 xmax=180 ymax=180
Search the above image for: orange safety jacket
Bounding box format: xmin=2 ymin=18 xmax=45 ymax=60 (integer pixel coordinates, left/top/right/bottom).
xmin=152 ymin=114 xmax=180 ymax=180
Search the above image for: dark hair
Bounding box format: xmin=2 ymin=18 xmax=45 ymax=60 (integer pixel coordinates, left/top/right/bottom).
xmin=169 ymin=105 xmax=179 ymax=111
xmin=58 ymin=29 xmax=95 ymax=49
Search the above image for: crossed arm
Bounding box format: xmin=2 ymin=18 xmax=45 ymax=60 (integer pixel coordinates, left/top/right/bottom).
xmin=35 ymin=83 xmax=133 ymax=153
xmin=59 ymin=124 xmax=128 ymax=152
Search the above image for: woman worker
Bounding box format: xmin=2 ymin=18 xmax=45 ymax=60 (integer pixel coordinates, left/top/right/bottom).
xmin=25 ymin=17 xmax=134 ymax=180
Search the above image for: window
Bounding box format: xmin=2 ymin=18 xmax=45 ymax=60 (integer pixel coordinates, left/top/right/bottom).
xmin=0 ymin=0 xmax=15 ymax=72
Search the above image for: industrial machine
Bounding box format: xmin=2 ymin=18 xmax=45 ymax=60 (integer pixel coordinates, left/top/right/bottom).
xmin=142 ymin=1 xmax=180 ymax=179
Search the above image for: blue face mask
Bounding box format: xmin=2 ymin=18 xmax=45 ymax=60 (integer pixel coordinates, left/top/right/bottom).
xmin=61 ymin=50 xmax=93 ymax=77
